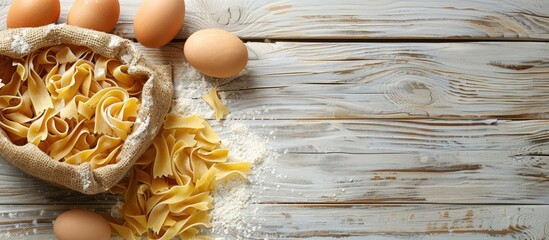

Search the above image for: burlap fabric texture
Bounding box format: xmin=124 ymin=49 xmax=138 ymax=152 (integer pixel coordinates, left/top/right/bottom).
xmin=0 ymin=24 xmax=173 ymax=194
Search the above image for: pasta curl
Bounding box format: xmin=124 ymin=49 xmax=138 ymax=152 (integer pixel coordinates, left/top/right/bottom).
xmin=0 ymin=45 xmax=144 ymax=168
xmin=110 ymin=114 xmax=251 ymax=240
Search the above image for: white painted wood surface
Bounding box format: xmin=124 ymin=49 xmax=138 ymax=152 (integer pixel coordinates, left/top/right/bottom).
xmin=1 ymin=204 xmax=549 ymax=239
xmin=0 ymin=0 xmax=548 ymax=40
xmin=1 ymin=119 xmax=548 ymax=205
xmin=137 ymin=42 xmax=549 ymax=120
xmin=0 ymin=0 xmax=547 ymax=239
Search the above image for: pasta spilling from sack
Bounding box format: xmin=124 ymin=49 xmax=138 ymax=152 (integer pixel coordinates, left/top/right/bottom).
xmin=110 ymin=114 xmax=251 ymax=240
xmin=0 ymin=45 xmax=144 ymax=168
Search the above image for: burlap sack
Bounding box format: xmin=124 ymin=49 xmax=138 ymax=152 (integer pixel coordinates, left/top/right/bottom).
xmin=0 ymin=24 xmax=173 ymax=194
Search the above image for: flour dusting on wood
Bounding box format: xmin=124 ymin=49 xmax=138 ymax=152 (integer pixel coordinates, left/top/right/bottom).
xmin=207 ymin=119 xmax=278 ymax=239
xmin=170 ymin=74 xmax=281 ymax=238
xmin=172 ymin=77 xmax=212 ymax=118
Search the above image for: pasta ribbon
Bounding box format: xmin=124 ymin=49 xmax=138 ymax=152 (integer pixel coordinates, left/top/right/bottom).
xmin=0 ymin=45 xmax=144 ymax=169
xmin=203 ymin=87 xmax=229 ymax=121
xmin=110 ymin=114 xmax=251 ymax=240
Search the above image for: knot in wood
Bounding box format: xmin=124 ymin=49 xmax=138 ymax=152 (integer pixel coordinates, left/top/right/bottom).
xmin=384 ymin=77 xmax=435 ymax=107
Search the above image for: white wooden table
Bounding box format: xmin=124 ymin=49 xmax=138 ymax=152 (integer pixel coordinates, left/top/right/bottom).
xmin=0 ymin=0 xmax=548 ymax=239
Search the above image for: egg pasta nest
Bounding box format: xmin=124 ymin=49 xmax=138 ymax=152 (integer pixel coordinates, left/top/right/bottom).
xmin=0 ymin=45 xmax=142 ymax=167
xmin=0 ymin=25 xmax=172 ymax=194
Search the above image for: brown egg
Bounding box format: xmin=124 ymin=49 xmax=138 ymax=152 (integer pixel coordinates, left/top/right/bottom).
xmin=68 ymin=0 xmax=120 ymax=32
xmin=53 ymin=209 xmax=111 ymax=240
xmin=134 ymin=0 xmax=185 ymax=48
xmin=184 ymin=29 xmax=248 ymax=78
xmin=7 ymin=0 xmax=60 ymax=28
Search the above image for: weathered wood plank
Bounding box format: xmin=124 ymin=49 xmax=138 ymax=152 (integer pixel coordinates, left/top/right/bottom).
xmin=1 ymin=0 xmax=548 ymax=40
xmin=249 ymin=152 xmax=549 ymax=204
xmin=215 ymin=119 xmax=549 ymax=154
xmin=215 ymin=119 xmax=549 ymax=204
xmin=2 ymin=150 xmax=546 ymax=205
xmin=0 ymin=205 xmax=113 ymax=240
xmin=137 ymin=42 xmax=549 ymax=120
xmin=1 ymin=119 xmax=548 ymax=205
xmin=0 ymin=158 xmax=119 ymax=205
xmin=1 ymin=204 xmax=548 ymax=239
xmin=252 ymin=204 xmax=549 ymax=239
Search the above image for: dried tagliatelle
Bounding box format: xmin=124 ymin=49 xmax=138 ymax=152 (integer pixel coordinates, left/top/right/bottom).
xmin=110 ymin=114 xmax=251 ymax=240
xmin=0 ymin=45 xmax=144 ymax=169
xmin=203 ymin=87 xmax=229 ymax=121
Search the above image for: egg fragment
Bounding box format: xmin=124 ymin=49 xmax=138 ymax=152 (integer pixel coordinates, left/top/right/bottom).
xmin=68 ymin=0 xmax=120 ymax=32
xmin=7 ymin=0 xmax=60 ymax=28
xmin=134 ymin=0 xmax=185 ymax=48
xmin=53 ymin=209 xmax=111 ymax=240
xmin=184 ymin=29 xmax=248 ymax=78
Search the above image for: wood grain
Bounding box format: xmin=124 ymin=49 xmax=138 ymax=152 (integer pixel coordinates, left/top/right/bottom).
xmin=0 ymin=205 xmax=113 ymax=240
xmin=1 ymin=119 xmax=548 ymax=205
xmin=252 ymin=204 xmax=549 ymax=239
xmin=218 ymin=119 xmax=549 ymax=154
xmin=0 ymin=0 xmax=548 ymax=40
xmin=0 ymin=158 xmax=119 ymax=205
xmin=136 ymin=41 xmax=549 ymax=120
xmin=214 ymin=119 xmax=549 ymax=204
xmin=248 ymin=152 xmax=549 ymax=204
xmin=1 ymin=204 xmax=548 ymax=239
xmin=0 ymin=1 xmax=547 ymax=238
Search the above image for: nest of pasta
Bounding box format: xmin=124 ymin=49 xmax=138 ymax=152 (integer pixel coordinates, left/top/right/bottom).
xmin=0 ymin=45 xmax=143 ymax=166
xmin=0 ymin=25 xmax=172 ymax=194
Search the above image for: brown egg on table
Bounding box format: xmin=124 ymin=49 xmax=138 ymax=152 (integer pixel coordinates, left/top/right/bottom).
xmin=7 ymin=0 xmax=60 ymax=28
xmin=53 ymin=209 xmax=111 ymax=240
xmin=184 ymin=29 xmax=248 ymax=78
xmin=68 ymin=0 xmax=120 ymax=32
xmin=134 ymin=0 xmax=185 ymax=48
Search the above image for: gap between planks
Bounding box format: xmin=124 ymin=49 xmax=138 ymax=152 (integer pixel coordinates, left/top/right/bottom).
xmin=1 ymin=119 xmax=548 ymax=205
xmin=134 ymin=38 xmax=549 ymax=43
xmin=2 ymin=0 xmax=548 ymax=41
xmin=1 ymin=204 xmax=549 ymax=239
xmin=138 ymin=41 xmax=549 ymax=120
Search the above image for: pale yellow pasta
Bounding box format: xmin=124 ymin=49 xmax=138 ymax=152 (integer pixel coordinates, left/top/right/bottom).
xmin=0 ymin=45 xmax=144 ymax=169
xmin=203 ymin=87 xmax=229 ymax=121
xmin=110 ymin=114 xmax=251 ymax=240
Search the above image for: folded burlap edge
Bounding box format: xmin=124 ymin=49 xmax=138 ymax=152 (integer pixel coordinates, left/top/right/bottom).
xmin=0 ymin=24 xmax=173 ymax=195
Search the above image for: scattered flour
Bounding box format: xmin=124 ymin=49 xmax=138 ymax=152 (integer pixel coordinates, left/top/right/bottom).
xmin=207 ymin=136 xmax=284 ymax=239
xmin=77 ymin=163 xmax=93 ymax=192
xmin=66 ymin=67 xmax=285 ymax=239
xmin=170 ymin=71 xmax=284 ymax=239
xmin=172 ymin=76 xmax=213 ymax=118
xmin=171 ymin=67 xmax=252 ymax=121
xmin=110 ymin=201 xmax=124 ymax=220
xmin=11 ymin=33 xmax=30 ymax=55
xmin=45 ymin=23 xmax=63 ymax=31
xmin=81 ymin=168 xmax=91 ymax=192
xmin=206 ymin=118 xmax=276 ymax=239
xmin=209 ymin=177 xmax=253 ymax=238
xmin=222 ymin=122 xmax=267 ymax=165
xmin=108 ymin=37 xmax=122 ymax=49
xmin=133 ymin=116 xmax=150 ymax=136
xmin=120 ymin=54 xmax=133 ymax=65
xmin=1 ymin=68 xmax=286 ymax=239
